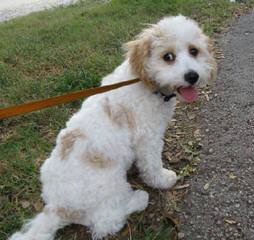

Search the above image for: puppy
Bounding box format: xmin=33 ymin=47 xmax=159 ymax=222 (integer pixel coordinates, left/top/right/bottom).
xmin=10 ymin=15 xmax=216 ymax=240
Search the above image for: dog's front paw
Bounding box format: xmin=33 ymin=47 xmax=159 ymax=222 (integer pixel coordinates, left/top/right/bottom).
xmin=152 ymin=169 xmax=177 ymax=189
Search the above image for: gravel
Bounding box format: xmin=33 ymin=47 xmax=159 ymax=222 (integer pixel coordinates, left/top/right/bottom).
xmin=179 ymin=11 xmax=254 ymax=240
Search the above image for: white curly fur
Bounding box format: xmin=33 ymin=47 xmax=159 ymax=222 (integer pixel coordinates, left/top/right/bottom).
xmin=9 ymin=15 xmax=216 ymax=240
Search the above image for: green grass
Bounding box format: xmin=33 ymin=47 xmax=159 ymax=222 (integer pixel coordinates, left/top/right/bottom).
xmin=0 ymin=0 xmax=253 ymax=239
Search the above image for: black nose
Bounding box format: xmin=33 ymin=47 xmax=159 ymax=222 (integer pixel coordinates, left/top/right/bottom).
xmin=184 ymin=70 xmax=199 ymax=85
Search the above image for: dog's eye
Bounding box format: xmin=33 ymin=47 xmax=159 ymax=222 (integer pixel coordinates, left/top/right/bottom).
xmin=189 ymin=47 xmax=199 ymax=57
xmin=163 ymin=52 xmax=175 ymax=62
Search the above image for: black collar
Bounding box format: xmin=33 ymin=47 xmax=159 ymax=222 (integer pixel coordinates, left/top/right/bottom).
xmin=153 ymin=90 xmax=176 ymax=102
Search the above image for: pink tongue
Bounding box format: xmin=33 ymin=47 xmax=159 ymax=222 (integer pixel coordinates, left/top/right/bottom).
xmin=178 ymin=86 xmax=198 ymax=102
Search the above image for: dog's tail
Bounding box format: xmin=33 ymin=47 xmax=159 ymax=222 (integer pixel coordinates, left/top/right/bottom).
xmin=9 ymin=206 xmax=66 ymax=240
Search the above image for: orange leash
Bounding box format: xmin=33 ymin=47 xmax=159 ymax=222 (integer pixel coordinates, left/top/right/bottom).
xmin=0 ymin=78 xmax=140 ymax=120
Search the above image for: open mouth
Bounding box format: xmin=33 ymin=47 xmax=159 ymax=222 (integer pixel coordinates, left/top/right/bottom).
xmin=177 ymin=86 xmax=198 ymax=103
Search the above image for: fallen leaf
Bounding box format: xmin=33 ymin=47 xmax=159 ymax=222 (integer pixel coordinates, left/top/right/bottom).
xmin=21 ymin=200 xmax=30 ymax=209
xmin=187 ymin=112 xmax=195 ymax=120
xmin=194 ymin=129 xmax=201 ymax=138
xmin=229 ymin=173 xmax=237 ymax=179
xmin=225 ymin=219 xmax=236 ymax=225
xmin=203 ymin=182 xmax=210 ymax=190
xmin=163 ymin=213 xmax=180 ymax=231
xmin=173 ymin=184 xmax=190 ymax=190
xmin=35 ymin=157 xmax=44 ymax=167
xmin=33 ymin=200 xmax=44 ymax=211
xmin=204 ymin=93 xmax=210 ymax=101
xmin=165 ymin=152 xmax=172 ymax=161
xmin=176 ymin=131 xmax=185 ymax=135
xmin=120 ymin=222 xmax=131 ymax=237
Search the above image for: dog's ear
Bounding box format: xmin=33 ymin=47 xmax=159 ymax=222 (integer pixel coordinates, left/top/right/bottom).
xmin=124 ymin=29 xmax=157 ymax=89
xmin=206 ymin=37 xmax=218 ymax=83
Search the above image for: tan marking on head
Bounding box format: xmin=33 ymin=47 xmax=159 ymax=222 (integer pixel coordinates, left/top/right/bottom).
xmin=103 ymin=99 xmax=136 ymax=129
xmin=60 ymin=129 xmax=86 ymax=160
xmin=124 ymin=27 xmax=159 ymax=90
xmin=114 ymin=104 xmax=136 ymax=129
xmin=84 ymin=150 xmax=115 ymax=168
xmin=56 ymin=207 xmax=86 ymax=224
xmin=206 ymin=37 xmax=218 ymax=83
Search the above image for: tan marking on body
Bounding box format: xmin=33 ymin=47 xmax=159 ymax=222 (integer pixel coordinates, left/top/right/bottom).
xmin=114 ymin=104 xmax=136 ymax=129
xmin=103 ymin=99 xmax=136 ymax=129
xmin=83 ymin=150 xmax=115 ymax=168
xmin=60 ymin=129 xmax=86 ymax=160
xmin=56 ymin=207 xmax=86 ymax=224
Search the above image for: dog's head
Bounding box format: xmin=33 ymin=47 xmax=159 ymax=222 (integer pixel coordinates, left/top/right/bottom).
xmin=125 ymin=15 xmax=217 ymax=102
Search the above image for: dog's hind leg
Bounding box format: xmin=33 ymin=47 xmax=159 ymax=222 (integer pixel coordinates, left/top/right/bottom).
xmin=9 ymin=207 xmax=67 ymax=240
xmin=90 ymin=189 xmax=149 ymax=239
